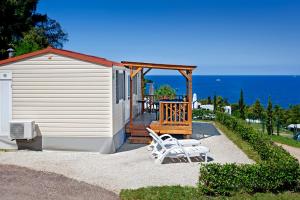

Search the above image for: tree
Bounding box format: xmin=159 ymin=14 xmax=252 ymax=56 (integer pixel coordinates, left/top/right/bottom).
xmin=213 ymin=94 xmax=217 ymax=113
xmin=239 ymin=89 xmax=245 ymax=119
xmin=14 ymin=28 xmax=47 ymax=56
xmin=207 ymin=96 xmax=212 ymax=104
xmin=35 ymin=17 xmax=68 ymax=48
xmin=0 ymin=0 xmax=39 ymax=58
xmin=252 ymin=99 xmax=263 ymax=120
xmin=274 ymin=105 xmax=283 ymax=135
xmin=154 ymin=85 xmax=176 ymax=100
xmin=0 ymin=0 xmax=67 ymax=58
xmin=286 ymin=105 xmax=300 ymax=125
xmin=266 ymin=97 xmax=273 ymax=135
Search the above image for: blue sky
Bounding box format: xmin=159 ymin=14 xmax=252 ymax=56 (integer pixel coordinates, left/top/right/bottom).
xmin=38 ymin=0 xmax=300 ymax=75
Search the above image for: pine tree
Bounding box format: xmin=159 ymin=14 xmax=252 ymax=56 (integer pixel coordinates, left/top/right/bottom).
xmin=252 ymin=99 xmax=263 ymax=120
xmin=213 ymin=94 xmax=217 ymax=113
xmin=266 ymin=97 xmax=273 ymax=135
xmin=274 ymin=105 xmax=282 ymax=135
xmin=207 ymin=96 xmax=212 ymax=104
xmin=239 ymin=89 xmax=245 ymax=119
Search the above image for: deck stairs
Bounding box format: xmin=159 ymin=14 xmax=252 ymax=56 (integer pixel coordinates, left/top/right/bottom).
xmin=126 ymin=124 xmax=152 ymax=144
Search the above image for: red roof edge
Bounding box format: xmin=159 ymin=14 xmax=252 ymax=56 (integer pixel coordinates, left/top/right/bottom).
xmin=0 ymin=46 xmax=124 ymax=67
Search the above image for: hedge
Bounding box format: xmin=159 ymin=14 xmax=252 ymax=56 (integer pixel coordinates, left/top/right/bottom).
xmin=199 ymin=112 xmax=300 ymax=195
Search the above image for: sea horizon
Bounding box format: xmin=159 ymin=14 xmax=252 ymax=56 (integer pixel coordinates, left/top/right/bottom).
xmin=145 ymin=75 xmax=300 ymax=108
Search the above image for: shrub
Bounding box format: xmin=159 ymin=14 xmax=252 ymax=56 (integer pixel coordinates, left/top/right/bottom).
xmin=199 ymin=112 xmax=300 ymax=195
xmin=193 ymin=109 xmax=215 ymax=120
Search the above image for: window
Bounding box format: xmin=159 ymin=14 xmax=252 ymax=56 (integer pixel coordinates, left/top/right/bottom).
xmin=116 ymin=70 xmax=126 ymax=104
xmin=133 ymin=75 xmax=138 ymax=95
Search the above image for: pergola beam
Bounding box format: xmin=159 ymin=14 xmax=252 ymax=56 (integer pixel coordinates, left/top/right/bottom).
xmin=143 ymin=68 xmax=152 ymax=76
xmin=122 ymin=61 xmax=196 ymax=71
xmin=130 ymin=67 xmax=143 ymax=78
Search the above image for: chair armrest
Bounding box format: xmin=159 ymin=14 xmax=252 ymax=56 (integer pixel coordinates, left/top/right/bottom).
xmin=159 ymin=134 xmax=173 ymax=140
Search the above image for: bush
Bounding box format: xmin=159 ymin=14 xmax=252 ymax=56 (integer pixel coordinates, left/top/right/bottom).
xmin=199 ymin=112 xmax=300 ymax=195
xmin=193 ymin=109 xmax=215 ymax=120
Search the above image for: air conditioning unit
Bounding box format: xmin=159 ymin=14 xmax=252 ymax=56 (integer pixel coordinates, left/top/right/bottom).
xmin=10 ymin=120 xmax=36 ymax=140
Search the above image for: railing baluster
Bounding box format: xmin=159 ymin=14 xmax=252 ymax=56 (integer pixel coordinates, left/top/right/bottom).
xmin=158 ymin=101 xmax=190 ymax=126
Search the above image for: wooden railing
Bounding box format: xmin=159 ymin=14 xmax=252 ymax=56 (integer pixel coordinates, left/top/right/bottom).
xmin=159 ymin=101 xmax=190 ymax=126
xmin=144 ymin=95 xmax=186 ymax=113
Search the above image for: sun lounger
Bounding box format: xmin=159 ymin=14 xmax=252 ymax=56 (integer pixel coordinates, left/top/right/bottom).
xmin=146 ymin=128 xmax=201 ymax=152
xmin=147 ymin=128 xmax=209 ymax=164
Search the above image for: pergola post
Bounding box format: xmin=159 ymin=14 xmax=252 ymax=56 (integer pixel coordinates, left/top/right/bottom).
xmin=188 ymin=70 xmax=193 ymax=127
xmin=141 ymin=68 xmax=144 ymax=113
xmin=129 ymin=66 xmax=133 ymax=128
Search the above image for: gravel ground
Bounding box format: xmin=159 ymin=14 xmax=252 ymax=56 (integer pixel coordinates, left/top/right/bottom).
xmin=0 ymin=122 xmax=253 ymax=193
xmin=0 ymin=164 xmax=119 ymax=200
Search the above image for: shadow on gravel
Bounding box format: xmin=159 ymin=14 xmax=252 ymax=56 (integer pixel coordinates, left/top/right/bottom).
xmin=0 ymin=164 xmax=119 ymax=200
xmin=192 ymin=122 xmax=221 ymax=139
xmin=118 ymin=122 xmax=221 ymax=153
xmin=162 ymin=155 xmax=214 ymax=164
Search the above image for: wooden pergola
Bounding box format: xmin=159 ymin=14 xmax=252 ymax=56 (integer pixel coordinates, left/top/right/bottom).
xmin=121 ymin=61 xmax=197 ymax=142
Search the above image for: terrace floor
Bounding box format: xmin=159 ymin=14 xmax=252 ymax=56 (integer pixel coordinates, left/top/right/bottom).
xmin=0 ymin=122 xmax=253 ymax=193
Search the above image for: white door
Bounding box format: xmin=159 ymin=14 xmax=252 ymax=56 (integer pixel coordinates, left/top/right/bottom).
xmin=0 ymin=72 xmax=12 ymax=136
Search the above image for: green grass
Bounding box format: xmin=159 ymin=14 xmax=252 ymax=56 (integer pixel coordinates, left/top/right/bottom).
xmin=120 ymin=186 xmax=300 ymax=200
xmin=248 ymin=123 xmax=293 ymax=136
xmin=213 ymin=121 xmax=261 ymax=162
xmin=271 ymin=135 xmax=300 ymax=148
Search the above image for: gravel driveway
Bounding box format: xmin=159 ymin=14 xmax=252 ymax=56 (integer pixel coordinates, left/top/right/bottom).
xmin=0 ymin=164 xmax=119 ymax=200
xmin=0 ymin=122 xmax=253 ymax=193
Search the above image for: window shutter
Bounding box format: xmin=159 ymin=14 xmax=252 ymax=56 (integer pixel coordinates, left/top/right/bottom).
xmin=116 ymin=70 xmax=119 ymax=103
xmin=128 ymin=75 xmax=130 ymax=99
xmin=123 ymin=71 xmax=126 ymax=99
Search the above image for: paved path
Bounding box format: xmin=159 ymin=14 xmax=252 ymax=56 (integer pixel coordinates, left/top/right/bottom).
xmin=276 ymin=143 xmax=300 ymax=162
xmin=0 ymin=122 xmax=253 ymax=193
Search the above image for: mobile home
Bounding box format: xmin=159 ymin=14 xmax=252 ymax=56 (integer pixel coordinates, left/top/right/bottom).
xmin=0 ymin=47 xmax=142 ymax=153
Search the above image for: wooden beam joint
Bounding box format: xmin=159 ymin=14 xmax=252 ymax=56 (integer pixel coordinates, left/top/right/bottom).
xmin=178 ymin=69 xmax=191 ymax=81
xmin=131 ymin=67 xmax=143 ymax=78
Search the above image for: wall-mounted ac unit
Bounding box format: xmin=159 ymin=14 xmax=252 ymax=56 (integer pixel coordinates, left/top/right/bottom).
xmin=10 ymin=120 xmax=36 ymax=140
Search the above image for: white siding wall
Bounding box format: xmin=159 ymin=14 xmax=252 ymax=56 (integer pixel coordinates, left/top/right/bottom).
xmin=0 ymin=53 xmax=113 ymax=137
xmin=112 ymin=67 xmax=130 ymax=135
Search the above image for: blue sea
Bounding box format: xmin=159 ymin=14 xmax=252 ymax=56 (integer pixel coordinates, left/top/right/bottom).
xmin=145 ymin=75 xmax=300 ymax=108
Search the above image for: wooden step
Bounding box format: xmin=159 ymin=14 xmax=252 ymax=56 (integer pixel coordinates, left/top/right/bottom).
xmin=129 ymin=136 xmax=152 ymax=144
xmin=130 ymin=129 xmax=149 ymax=137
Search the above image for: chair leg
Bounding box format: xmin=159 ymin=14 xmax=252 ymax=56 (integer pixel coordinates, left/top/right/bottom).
xmin=204 ymin=153 xmax=207 ymax=163
xmin=186 ymin=155 xmax=192 ymax=163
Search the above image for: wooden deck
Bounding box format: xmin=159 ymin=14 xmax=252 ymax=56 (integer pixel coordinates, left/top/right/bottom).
xmin=126 ymin=112 xmax=192 ymax=144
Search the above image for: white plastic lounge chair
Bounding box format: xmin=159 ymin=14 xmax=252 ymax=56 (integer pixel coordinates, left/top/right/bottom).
xmin=146 ymin=128 xmax=201 ymax=152
xmin=148 ymin=132 xmax=209 ymax=164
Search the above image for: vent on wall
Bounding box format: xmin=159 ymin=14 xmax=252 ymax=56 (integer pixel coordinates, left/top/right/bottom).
xmin=0 ymin=72 xmax=12 ymax=80
xmin=10 ymin=121 xmax=36 ymax=140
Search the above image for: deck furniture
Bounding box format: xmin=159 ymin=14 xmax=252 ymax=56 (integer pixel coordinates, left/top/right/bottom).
xmin=148 ymin=129 xmax=209 ymax=164
xmin=146 ymin=128 xmax=201 ymax=155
